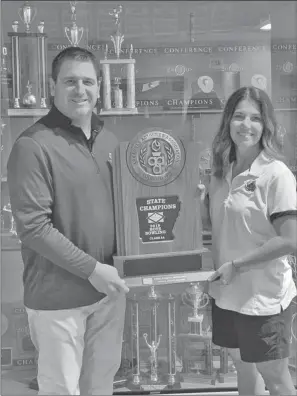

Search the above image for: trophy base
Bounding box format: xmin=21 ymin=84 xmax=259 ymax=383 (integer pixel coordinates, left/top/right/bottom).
xmin=100 ymin=107 xmax=138 ymax=116
xmin=114 ymin=249 xmax=213 ymax=289
xmin=182 ymin=372 xmax=218 ymax=386
xmin=178 ymin=332 xmax=212 ymax=341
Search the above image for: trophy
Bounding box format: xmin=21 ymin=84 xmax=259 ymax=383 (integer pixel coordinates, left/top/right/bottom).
xmin=178 ymin=282 xmax=215 ymax=382
xmin=65 ymin=22 xmax=84 ymax=47
xmin=182 ymin=282 xmax=209 ymax=336
xmin=100 ymin=5 xmax=137 ymax=115
xmin=64 ymin=1 xmax=84 ymax=47
xmin=2 ymin=202 xmax=18 ymax=237
xmin=8 ymin=1 xmax=48 ymax=111
xmin=18 ymin=1 xmax=37 ymax=33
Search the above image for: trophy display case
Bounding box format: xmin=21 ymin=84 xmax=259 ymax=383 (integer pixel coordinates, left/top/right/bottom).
xmin=1 ymin=0 xmax=297 ymax=393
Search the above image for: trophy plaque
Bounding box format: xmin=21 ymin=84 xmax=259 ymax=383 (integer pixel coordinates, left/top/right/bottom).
xmin=112 ymin=127 xmax=212 ymax=288
xmin=100 ymin=5 xmax=137 ymax=115
xmin=7 ymin=1 xmax=48 ymax=111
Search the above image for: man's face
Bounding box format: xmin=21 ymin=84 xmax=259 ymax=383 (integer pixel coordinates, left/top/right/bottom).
xmin=50 ymin=59 xmax=99 ymax=123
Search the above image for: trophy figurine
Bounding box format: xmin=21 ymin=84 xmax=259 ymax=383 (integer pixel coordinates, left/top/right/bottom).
xmin=143 ymin=333 xmax=162 ymax=383
xmin=109 ymin=5 xmax=124 ymax=59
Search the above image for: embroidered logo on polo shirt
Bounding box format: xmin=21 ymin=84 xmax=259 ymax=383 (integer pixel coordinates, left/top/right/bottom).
xmin=245 ymin=180 xmax=256 ymax=192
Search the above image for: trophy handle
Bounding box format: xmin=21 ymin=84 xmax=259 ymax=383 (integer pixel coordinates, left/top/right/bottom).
xmin=198 ymin=292 xmax=210 ymax=309
xmin=64 ymin=27 xmax=71 ymax=44
xmin=31 ymin=7 xmax=37 ymax=24
xmin=77 ymin=27 xmax=84 ymax=45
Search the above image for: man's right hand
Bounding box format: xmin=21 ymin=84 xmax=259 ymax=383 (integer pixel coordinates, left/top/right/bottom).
xmin=88 ymin=262 xmax=129 ymax=299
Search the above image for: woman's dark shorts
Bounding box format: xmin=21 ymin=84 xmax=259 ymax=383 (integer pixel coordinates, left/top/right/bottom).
xmin=211 ymin=299 xmax=295 ymax=363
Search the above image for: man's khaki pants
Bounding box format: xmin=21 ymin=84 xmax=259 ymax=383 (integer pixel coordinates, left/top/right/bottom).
xmin=26 ymin=295 xmax=126 ymax=395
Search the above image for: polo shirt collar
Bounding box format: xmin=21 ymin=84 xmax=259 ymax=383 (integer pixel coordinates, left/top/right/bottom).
xmin=248 ymin=150 xmax=273 ymax=176
xmin=225 ymin=150 xmax=273 ymax=183
xmin=44 ymin=105 xmax=104 ymax=134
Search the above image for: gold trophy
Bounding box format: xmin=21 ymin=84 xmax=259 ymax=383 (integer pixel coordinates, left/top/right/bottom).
xmin=18 ymin=0 xmax=37 ymax=33
xmin=182 ymin=283 xmax=209 ymax=336
xmin=178 ymin=282 xmax=215 ymax=382
xmin=64 ymin=1 xmax=84 ymax=47
xmin=8 ymin=1 xmax=48 ymax=112
xmin=100 ymin=5 xmax=137 ymax=115
xmin=65 ymin=21 xmax=84 ymax=47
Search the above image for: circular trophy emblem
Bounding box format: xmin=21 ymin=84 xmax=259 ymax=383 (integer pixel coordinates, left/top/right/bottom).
xmin=175 ymin=64 xmax=186 ymax=75
xmin=283 ymin=61 xmax=293 ymax=73
xmin=126 ymin=129 xmax=186 ymax=187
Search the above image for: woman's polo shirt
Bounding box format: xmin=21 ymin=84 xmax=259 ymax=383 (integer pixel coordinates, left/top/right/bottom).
xmin=209 ymin=151 xmax=297 ymax=315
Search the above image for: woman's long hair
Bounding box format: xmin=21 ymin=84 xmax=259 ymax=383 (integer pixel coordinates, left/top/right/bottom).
xmin=212 ymin=86 xmax=283 ymax=179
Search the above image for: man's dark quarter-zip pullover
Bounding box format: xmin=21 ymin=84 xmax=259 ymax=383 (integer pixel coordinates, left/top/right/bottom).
xmin=7 ymin=106 xmax=119 ymax=310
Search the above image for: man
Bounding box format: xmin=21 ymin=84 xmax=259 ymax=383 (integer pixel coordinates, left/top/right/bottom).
xmin=7 ymin=46 xmax=129 ymax=395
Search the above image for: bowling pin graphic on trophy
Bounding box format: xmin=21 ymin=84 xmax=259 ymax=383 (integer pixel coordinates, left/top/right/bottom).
xmin=8 ymin=1 xmax=48 ymax=111
xmin=100 ymin=5 xmax=137 ymax=115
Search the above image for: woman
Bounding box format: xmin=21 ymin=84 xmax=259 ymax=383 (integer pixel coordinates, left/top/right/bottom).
xmin=200 ymin=86 xmax=297 ymax=395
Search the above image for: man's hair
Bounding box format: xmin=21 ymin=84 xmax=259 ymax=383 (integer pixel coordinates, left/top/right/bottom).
xmin=51 ymin=46 xmax=100 ymax=82
xmin=212 ymin=86 xmax=283 ymax=179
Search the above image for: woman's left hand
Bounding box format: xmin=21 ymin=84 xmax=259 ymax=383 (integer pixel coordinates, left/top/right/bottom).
xmin=208 ymin=261 xmax=236 ymax=285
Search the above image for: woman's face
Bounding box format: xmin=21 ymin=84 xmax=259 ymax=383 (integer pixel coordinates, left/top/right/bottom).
xmin=230 ymin=99 xmax=264 ymax=151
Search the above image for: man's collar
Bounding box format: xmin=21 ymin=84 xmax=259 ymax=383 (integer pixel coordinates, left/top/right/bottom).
xmin=44 ymin=105 xmax=104 ymax=133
